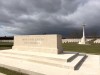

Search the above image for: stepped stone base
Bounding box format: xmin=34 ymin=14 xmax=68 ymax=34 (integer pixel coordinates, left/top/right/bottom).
xmin=0 ymin=50 xmax=87 ymax=72
xmin=0 ymin=73 xmax=6 ymax=75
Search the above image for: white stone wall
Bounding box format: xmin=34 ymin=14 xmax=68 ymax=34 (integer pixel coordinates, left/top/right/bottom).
xmin=62 ymin=39 xmax=92 ymax=43
xmin=62 ymin=39 xmax=80 ymax=43
xmin=94 ymin=39 xmax=100 ymax=43
xmin=0 ymin=40 xmax=13 ymax=43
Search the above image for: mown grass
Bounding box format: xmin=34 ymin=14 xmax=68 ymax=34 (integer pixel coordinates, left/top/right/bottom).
xmin=62 ymin=43 xmax=100 ymax=54
xmin=0 ymin=67 xmax=27 ymax=75
xmin=0 ymin=42 xmax=100 ymax=54
xmin=0 ymin=42 xmax=13 ymax=50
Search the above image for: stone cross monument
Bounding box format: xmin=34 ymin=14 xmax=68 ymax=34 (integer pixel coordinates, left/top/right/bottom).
xmin=78 ymin=25 xmax=87 ymax=44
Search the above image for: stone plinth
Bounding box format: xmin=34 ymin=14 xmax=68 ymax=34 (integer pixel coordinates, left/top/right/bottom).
xmin=12 ymin=34 xmax=63 ymax=54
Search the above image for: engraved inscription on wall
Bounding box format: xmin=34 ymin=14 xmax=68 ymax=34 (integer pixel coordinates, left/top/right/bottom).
xmin=22 ymin=38 xmax=44 ymax=45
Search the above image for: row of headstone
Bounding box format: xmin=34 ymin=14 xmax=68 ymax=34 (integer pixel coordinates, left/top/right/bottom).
xmin=62 ymin=39 xmax=92 ymax=43
xmin=94 ymin=39 xmax=100 ymax=43
xmin=62 ymin=39 xmax=80 ymax=43
xmin=0 ymin=40 xmax=13 ymax=43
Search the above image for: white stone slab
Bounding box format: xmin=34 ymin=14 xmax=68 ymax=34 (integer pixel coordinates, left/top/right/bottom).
xmin=0 ymin=51 xmax=99 ymax=75
xmin=12 ymin=34 xmax=63 ymax=54
xmin=66 ymin=56 xmax=84 ymax=69
xmin=0 ymin=50 xmax=75 ymax=60
xmin=0 ymin=50 xmax=77 ymax=69
xmin=0 ymin=73 xmax=6 ymax=75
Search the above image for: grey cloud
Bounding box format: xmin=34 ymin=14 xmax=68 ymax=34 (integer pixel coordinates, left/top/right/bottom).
xmin=0 ymin=0 xmax=100 ymax=36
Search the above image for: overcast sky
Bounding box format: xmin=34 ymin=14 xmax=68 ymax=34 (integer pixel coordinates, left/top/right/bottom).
xmin=0 ymin=0 xmax=100 ymax=36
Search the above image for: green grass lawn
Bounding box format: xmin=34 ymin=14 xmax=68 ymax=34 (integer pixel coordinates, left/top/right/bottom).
xmin=0 ymin=42 xmax=100 ymax=54
xmin=0 ymin=67 xmax=27 ymax=75
xmin=0 ymin=42 xmax=13 ymax=47
xmin=0 ymin=42 xmax=13 ymax=50
xmin=63 ymin=43 xmax=100 ymax=54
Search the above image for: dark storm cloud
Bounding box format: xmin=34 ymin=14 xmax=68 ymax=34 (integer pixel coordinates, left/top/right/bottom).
xmin=0 ymin=0 xmax=100 ymax=36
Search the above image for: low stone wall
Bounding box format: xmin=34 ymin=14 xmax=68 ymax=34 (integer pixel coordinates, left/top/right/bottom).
xmin=94 ymin=39 xmax=100 ymax=43
xmin=62 ymin=39 xmax=92 ymax=43
xmin=0 ymin=40 xmax=13 ymax=43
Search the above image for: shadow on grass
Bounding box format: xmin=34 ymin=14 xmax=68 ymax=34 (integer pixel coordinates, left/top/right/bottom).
xmin=0 ymin=67 xmax=27 ymax=75
xmin=0 ymin=47 xmax=12 ymax=50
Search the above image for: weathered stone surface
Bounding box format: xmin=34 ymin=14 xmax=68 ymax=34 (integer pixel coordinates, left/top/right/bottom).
xmin=12 ymin=34 xmax=63 ymax=54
